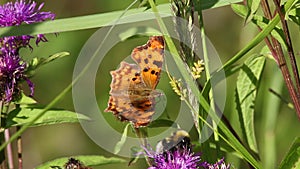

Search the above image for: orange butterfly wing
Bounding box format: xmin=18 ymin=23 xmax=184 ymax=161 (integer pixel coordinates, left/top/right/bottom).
xmin=105 ymin=36 xmax=164 ymax=128
xmin=131 ymin=36 xmax=164 ymax=89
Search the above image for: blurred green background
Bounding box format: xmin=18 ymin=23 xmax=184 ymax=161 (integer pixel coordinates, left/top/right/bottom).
xmin=15 ymin=0 xmax=300 ymax=168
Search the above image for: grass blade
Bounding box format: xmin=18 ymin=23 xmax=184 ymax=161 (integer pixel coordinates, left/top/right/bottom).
xmin=279 ymin=137 xmax=300 ymax=169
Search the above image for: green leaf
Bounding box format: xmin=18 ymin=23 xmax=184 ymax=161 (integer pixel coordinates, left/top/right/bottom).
xmin=286 ymin=0 xmax=300 ymax=25
xmin=231 ymin=4 xmax=250 ymax=18
xmin=279 ymin=137 xmax=300 ymax=169
xmin=223 ymin=0 xmax=296 ymax=72
xmin=235 ymin=55 xmax=265 ymax=153
xmin=194 ymin=0 xmax=243 ymax=11
xmin=245 ymin=0 xmax=261 ymax=23
xmin=5 ymin=106 xmax=90 ymax=128
xmin=26 ymin=52 xmax=70 ymax=75
xmin=35 ymin=155 xmax=126 ymax=169
xmin=15 ymin=92 xmax=37 ymax=105
xmin=39 ymin=52 xmax=70 ymax=66
xmin=114 ymin=123 xmax=130 ymax=154
xmin=0 ymin=1 xmax=244 ymax=38
xmin=232 ymin=4 xmax=287 ymax=49
xmin=0 ymin=4 xmax=172 ymax=37
xmin=252 ymin=16 xmax=287 ymax=49
xmin=138 ymin=0 xmax=155 ymax=9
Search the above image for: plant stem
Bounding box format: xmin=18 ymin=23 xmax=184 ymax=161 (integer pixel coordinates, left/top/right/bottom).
xmin=0 ymin=101 xmax=7 ymax=169
xmin=257 ymin=1 xmax=279 ymax=61
xmin=261 ymin=0 xmax=300 ymax=119
xmin=3 ymin=103 xmax=13 ymax=169
xmin=134 ymin=128 xmax=151 ymax=166
xmin=4 ymin=130 xmax=12 ymax=169
xmin=17 ymin=127 xmax=22 ymax=169
xmin=273 ymin=0 xmax=300 ymax=106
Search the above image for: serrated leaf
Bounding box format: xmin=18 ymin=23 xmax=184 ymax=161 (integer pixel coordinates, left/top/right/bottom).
xmin=235 ymin=55 xmax=265 ymax=153
xmin=114 ymin=123 xmax=130 ymax=154
xmin=5 ymin=106 xmax=90 ymax=128
xmin=279 ymin=137 xmax=300 ymax=169
xmin=15 ymin=92 xmax=37 ymax=105
xmin=35 ymin=155 xmax=126 ymax=169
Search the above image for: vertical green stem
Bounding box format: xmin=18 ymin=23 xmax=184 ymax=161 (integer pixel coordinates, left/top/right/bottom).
xmin=198 ymin=8 xmax=220 ymax=155
xmin=134 ymin=128 xmax=151 ymax=166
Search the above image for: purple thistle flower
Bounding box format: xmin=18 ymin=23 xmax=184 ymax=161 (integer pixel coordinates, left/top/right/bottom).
xmin=200 ymin=158 xmax=231 ymax=169
xmin=0 ymin=53 xmax=33 ymax=102
xmin=0 ymin=0 xmax=55 ymax=102
xmin=144 ymin=146 xmax=201 ymax=169
xmin=0 ymin=0 xmax=55 ymax=26
xmin=0 ymin=0 xmax=55 ymax=52
xmin=0 ymin=35 xmax=34 ymax=54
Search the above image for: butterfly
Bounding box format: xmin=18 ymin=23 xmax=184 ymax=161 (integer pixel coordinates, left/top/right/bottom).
xmin=105 ymin=36 xmax=164 ymax=128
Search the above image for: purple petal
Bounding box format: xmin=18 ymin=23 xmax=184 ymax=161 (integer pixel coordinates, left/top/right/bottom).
xmin=0 ymin=0 xmax=55 ymax=48
xmin=25 ymin=77 xmax=34 ymax=96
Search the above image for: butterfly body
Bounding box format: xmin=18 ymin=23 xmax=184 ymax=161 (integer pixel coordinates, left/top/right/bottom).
xmin=105 ymin=36 xmax=164 ymax=128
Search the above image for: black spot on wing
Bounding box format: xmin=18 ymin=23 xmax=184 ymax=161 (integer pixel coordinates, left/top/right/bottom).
xmin=153 ymin=60 xmax=163 ymax=68
xmin=160 ymin=49 xmax=164 ymax=55
xmin=144 ymin=58 xmax=149 ymax=64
